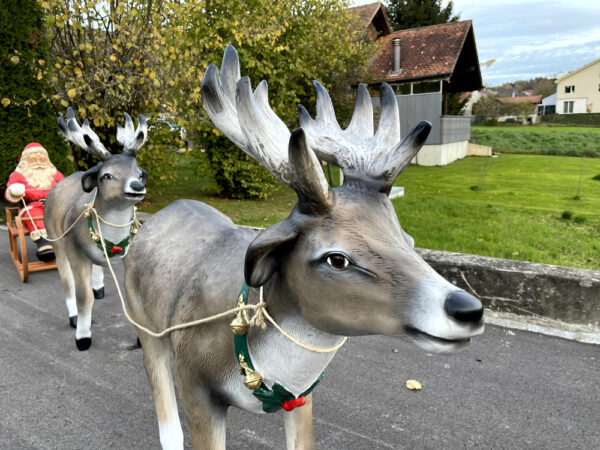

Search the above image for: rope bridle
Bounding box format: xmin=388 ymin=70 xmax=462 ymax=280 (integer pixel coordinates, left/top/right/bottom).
xmin=33 ymin=192 xmax=346 ymax=352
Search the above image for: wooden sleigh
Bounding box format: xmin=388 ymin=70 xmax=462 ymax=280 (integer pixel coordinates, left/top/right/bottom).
xmin=5 ymin=206 xmax=57 ymax=282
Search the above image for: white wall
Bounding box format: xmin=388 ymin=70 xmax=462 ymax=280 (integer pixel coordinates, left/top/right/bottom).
xmin=558 ymin=98 xmax=587 ymax=114
xmin=411 ymin=141 xmax=468 ymax=166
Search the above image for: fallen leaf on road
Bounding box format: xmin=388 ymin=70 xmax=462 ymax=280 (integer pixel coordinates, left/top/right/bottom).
xmin=405 ymin=380 xmax=422 ymax=390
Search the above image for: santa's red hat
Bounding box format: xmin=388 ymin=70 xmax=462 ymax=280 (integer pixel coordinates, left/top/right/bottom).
xmin=22 ymin=142 xmax=48 ymax=158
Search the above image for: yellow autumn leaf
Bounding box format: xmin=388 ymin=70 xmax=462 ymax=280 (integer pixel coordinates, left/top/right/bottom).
xmin=60 ymin=99 xmax=69 ymax=107
xmin=405 ymin=380 xmax=422 ymax=390
xmin=38 ymin=59 xmax=45 ymax=66
xmin=85 ymin=43 xmax=93 ymax=52
xmin=10 ymin=55 xmax=19 ymax=64
xmin=37 ymin=71 xmax=43 ymax=80
xmin=1 ymin=98 xmax=11 ymax=107
xmin=149 ymin=70 xmax=156 ymax=79
xmin=67 ymin=89 xmax=76 ymax=99
xmin=109 ymin=54 xmax=117 ymax=62
xmin=74 ymin=67 xmax=83 ymax=78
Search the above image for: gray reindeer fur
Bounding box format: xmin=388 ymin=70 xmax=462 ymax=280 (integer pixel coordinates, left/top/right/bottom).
xmin=123 ymin=46 xmax=484 ymax=449
xmin=45 ymin=108 xmax=148 ymax=350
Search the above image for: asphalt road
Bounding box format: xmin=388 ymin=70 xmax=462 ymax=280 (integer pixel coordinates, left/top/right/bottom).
xmin=1 ymin=229 xmax=599 ymax=449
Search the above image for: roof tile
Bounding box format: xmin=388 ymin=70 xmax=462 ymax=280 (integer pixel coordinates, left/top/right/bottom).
xmin=370 ymin=21 xmax=473 ymax=82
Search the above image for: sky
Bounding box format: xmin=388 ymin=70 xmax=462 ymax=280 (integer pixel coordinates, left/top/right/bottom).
xmin=353 ymin=0 xmax=600 ymax=87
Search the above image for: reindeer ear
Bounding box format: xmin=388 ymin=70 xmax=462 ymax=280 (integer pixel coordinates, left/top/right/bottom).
xmin=81 ymin=163 xmax=102 ymax=192
xmin=289 ymin=128 xmax=330 ymax=214
xmin=244 ymin=219 xmax=299 ymax=287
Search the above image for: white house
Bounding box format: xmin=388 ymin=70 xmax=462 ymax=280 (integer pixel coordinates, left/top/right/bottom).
xmin=556 ymin=57 xmax=600 ymax=114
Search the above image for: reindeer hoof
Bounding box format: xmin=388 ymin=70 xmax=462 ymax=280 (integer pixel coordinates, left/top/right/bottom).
xmin=69 ymin=316 xmax=77 ymax=328
xmin=127 ymin=337 xmax=142 ymax=350
xmin=93 ymin=287 xmax=105 ymax=299
xmin=76 ymin=337 xmax=92 ymax=351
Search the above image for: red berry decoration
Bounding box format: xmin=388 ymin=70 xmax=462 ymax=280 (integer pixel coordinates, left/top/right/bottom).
xmin=281 ymin=396 xmax=306 ymax=412
xmin=111 ymin=246 xmax=123 ymax=254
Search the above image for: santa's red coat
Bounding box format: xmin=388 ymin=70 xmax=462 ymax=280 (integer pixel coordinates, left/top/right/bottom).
xmin=5 ymin=170 xmax=64 ymax=232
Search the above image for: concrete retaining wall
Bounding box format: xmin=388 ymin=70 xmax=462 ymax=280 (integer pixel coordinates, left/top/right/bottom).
xmin=417 ymin=248 xmax=600 ymax=341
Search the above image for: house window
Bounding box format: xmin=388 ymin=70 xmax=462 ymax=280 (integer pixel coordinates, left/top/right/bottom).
xmin=393 ymin=84 xmax=412 ymax=95
xmin=565 ymin=85 xmax=575 ymax=94
xmin=563 ymin=101 xmax=574 ymax=114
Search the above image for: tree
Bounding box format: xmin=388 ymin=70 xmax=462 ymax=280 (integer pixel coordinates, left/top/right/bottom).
xmin=472 ymin=94 xmax=500 ymax=122
xmin=33 ymin=1 xmax=373 ymax=198
xmin=164 ymin=0 xmax=375 ymax=198
xmin=385 ymin=0 xmax=459 ymax=31
xmin=39 ymin=0 xmax=180 ymax=183
xmin=0 ymin=0 xmax=72 ymax=192
xmin=532 ymin=78 xmax=557 ymax=99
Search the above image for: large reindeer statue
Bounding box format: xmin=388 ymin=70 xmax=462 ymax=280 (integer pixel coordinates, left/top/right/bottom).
xmin=45 ymin=108 xmax=148 ymax=350
xmin=123 ymin=46 xmax=483 ymax=449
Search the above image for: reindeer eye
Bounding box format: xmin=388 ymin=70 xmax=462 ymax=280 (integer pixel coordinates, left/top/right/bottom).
xmin=101 ymin=173 xmax=113 ymax=181
xmin=326 ymin=253 xmax=349 ymax=270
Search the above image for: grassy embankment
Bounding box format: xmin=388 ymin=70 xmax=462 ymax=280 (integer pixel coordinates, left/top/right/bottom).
xmin=138 ymin=151 xmax=600 ymax=270
xmin=471 ymin=125 xmax=600 ymax=156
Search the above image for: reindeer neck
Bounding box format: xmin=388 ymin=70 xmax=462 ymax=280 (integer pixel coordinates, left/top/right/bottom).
xmin=91 ymin=196 xmax=135 ymax=244
xmin=245 ymin=277 xmax=345 ymax=397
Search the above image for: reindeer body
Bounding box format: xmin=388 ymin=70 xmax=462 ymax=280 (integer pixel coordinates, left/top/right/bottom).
xmin=45 ymin=110 xmax=148 ymax=350
xmin=124 ymin=46 xmax=484 ymax=449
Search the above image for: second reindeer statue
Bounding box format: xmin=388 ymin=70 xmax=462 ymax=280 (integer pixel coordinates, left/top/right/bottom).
xmin=124 ymin=46 xmax=484 ymax=449
xmin=45 ymin=108 xmax=148 ymax=350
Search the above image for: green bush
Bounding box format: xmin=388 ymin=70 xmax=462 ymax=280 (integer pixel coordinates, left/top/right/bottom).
xmin=0 ymin=0 xmax=73 ymax=191
xmin=136 ymin=120 xmax=181 ymax=189
xmin=194 ymin=131 xmax=278 ymax=200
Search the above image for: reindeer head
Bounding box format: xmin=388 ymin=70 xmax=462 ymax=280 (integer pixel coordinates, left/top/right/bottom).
xmin=58 ymin=107 xmax=148 ymax=205
xmin=202 ymin=46 xmax=483 ymax=352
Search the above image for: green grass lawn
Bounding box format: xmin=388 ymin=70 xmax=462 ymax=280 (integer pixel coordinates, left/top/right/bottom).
xmin=471 ymin=125 xmax=600 ymax=156
xmin=140 ymin=153 xmax=298 ymax=227
xmin=138 ymin=152 xmax=600 ymax=270
xmin=393 ymin=154 xmax=600 ymax=270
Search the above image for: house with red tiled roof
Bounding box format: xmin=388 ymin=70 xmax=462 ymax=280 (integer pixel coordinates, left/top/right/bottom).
xmin=497 ymin=95 xmax=543 ymax=124
xmin=350 ymin=2 xmax=483 ymax=165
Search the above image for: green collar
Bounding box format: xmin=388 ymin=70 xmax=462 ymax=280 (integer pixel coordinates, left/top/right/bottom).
xmin=87 ymin=216 xmax=131 ymax=257
xmin=233 ymin=281 xmax=324 ymax=413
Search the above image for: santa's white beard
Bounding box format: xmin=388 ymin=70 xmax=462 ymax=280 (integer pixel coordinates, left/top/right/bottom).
xmin=17 ymin=165 xmax=57 ymax=189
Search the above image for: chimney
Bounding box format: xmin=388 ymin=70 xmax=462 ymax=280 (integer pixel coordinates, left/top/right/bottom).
xmin=393 ymin=38 xmax=402 ymax=74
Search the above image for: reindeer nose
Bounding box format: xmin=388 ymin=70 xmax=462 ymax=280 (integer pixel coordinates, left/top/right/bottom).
xmin=130 ymin=180 xmax=145 ymax=191
xmin=444 ymin=291 xmax=483 ymax=323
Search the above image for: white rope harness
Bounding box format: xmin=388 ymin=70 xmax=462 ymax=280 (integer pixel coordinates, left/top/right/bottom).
xmin=37 ymin=192 xmax=346 ymax=353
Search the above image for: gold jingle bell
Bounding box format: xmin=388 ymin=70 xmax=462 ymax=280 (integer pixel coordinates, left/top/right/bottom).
xmin=90 ymin=233 xmax=100 ymax=242
xmin=230 ymin=313 xmax=249 ymax=336
xmin=84 ymin=209 xmax=92 ymax=219
xmin=130 ymin=224 xmax=139 ymax=235
xmin=244 ymin=370 xmax=263 ymax=390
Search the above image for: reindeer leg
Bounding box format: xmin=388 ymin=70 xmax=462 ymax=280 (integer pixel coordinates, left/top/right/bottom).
xmin=53 ymin=241 xmax=78 ymax=328
xmin=175 ymin=366 xmax=227 ymax=450
xmin=139 ymin=333 xmax=184 ymax=450
xmin=72 ymin=256 xmax=94 ymax=351
xmin=283 ymin=393 xmax=316 ymax=450
xmin=91 ymin=264 xmax=105 ymax=299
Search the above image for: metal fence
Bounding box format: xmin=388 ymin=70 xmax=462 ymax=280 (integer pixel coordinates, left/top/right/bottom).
xmin=372 ymin=92 xmax=471 ymax=145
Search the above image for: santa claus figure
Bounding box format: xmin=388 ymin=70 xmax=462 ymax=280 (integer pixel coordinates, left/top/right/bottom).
xmin=4 ymin=143 xmax=64 ymax=261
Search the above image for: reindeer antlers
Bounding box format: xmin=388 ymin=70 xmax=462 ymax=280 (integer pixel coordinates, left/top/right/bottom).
xmin=202 ymin=45 xmax=294 ymax=186
xmin=117 ymin=112 xmax=148 ymax=156
xmin=58 ymin=107 xmax=111 ymax=161
xmin=58 ymin=107 xmax=148 ymax=159
xmin=299 ymin=82 xmax=431 ymax=193
xmin=203 ymin=45 xmax=431 ymax=194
